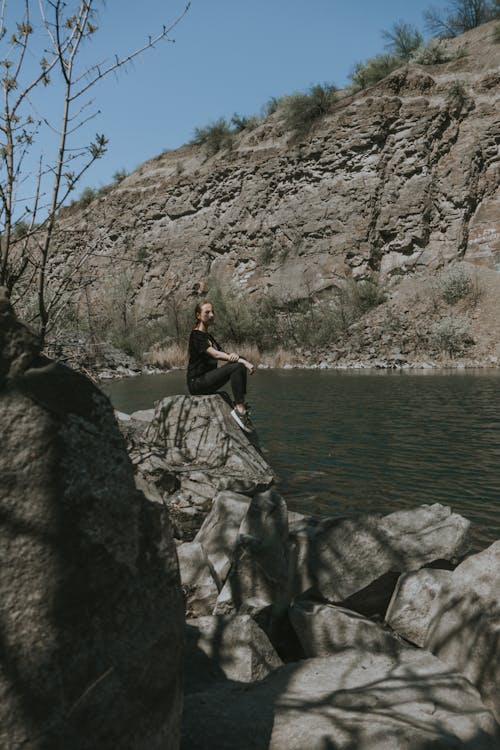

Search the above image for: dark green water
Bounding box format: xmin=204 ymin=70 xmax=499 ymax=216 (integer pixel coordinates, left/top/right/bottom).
xmin=103 ymin=369 xmax=500 ymax=551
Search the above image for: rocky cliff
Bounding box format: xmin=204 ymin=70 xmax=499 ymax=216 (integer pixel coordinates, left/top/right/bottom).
xmin=52 ymin=22 xmax=500 ymax=365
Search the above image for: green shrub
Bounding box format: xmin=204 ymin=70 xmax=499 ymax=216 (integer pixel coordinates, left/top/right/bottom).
xmin=231 ymin=113 xmax=259 ymax=132
xmin=261 ymin=96 xmax=282 ymax=117
xmin=382 ymin=21 xmax=424 ymax=61
xmin=437 ymin=264 xmax=473 ymax=304
xmin=430 ymin=315 xmax=472 ymax=356
xmin=112 ymin=168 xmax=128 ymax=183
xmin=11 ymin=219 xmax=30 ymax=239
xmin=411 ymin=38 xmax=453 ymax=64
xmin=279 ymin=83 xmax=337 ymax=135
xmin=350 ymin=54 xmax=402 ymax=90
xmin=191 ymin=118 xmax=234 ymax=155
xmin=259 ymin=240 xmax=274 ymax=265
xmin=76 ymin=186 xmax=97 ymax=208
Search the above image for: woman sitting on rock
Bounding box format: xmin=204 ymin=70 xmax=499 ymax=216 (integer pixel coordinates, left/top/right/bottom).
xmin=187 ymin=300 xmax=255 ymax=432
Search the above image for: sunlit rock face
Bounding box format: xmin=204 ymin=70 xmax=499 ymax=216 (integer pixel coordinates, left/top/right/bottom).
xmin=50 ymin=23 xmax=499 ymax=323
xmin=0 ymin=290 xmax=184 ymax=750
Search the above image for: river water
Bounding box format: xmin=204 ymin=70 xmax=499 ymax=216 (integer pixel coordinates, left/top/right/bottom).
xmin=103 ymin=368 xmax=500 ymax=551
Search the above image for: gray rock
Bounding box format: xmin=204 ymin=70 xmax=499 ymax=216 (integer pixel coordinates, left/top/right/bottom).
xmin=0 ymin=291 xmax=184 ymax=750
xmin=130 ymin=407 xmax=155 ymax=423
xmin=289 ymin=504 xmax=470 ymax=615
xmin=177 ymin=540 xmax=219 ymax=616
xmin=289 ymin=600 xmax=404 ymax=658
xmin=194 ymin=490 xmax=252 ymax=586
xmin=184 ymin=614 xmax=282 ymax=691
xmin=143 ymin=394 xmax=274 ymax=494
xmin=425 ymin=541 xmax=500 ymax=722
xmin=214 ymin=489 xmax=289 ymax=639
xmin=386 ymin=568 xmax=453 ymax=646
xmin=182 ymin=647 xmax=500 ymax=749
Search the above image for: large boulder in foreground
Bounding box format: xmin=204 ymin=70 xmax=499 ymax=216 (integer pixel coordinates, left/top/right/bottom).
xmin=0 ymin=291 xmax=184 ymax=750
xmin=425 ymin=541 xmax=500 ymax=723
xmin=182 ymin=647 xmax=500 ymax=749
xmin=289 ymin=503 xmax=470 ymax=615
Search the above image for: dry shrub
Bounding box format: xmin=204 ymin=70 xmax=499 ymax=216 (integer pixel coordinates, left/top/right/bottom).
xmin=148 ymin=342 xmax=187 ymax=369
xmin=260 ymin=347 xmax=301 ymax=368
xmin=225 ymin=342 xmax=261 ymax=366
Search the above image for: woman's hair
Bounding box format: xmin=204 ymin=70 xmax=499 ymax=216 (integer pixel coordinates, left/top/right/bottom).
xmin=193 ymin=300 xmax=212 ymax=328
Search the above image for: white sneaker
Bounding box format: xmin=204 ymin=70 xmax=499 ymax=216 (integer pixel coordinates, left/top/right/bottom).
xmin=230 ymin=408 xmax=253 ymax=433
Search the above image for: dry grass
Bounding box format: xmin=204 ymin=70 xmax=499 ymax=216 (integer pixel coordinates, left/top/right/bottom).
xmin=259 ymin=347 xmax=302 ymax=368
xmin=148 ymin=342 xmax=187 ymax=369
xmin=147 ymin=340 xmax=301 ymax=370
xmin=225 ymin=342 xmax=261 ymax=365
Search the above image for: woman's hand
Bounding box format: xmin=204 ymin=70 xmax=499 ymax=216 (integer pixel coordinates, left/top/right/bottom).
xmin=238 ymin=357 xmax=255 ymax=374
xmin=227 ymin=352 xmax=239 ymax=362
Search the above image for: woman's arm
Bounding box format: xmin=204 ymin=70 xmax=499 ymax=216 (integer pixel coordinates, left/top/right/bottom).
xmin=206 ymin=346 xmax=239 ymax=362
xmin=206 ymin=347 xmax=255 ymax=373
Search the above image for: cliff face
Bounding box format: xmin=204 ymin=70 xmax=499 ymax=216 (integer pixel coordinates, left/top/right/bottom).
xmin=52 ymin=23 xmax=499 ymax=362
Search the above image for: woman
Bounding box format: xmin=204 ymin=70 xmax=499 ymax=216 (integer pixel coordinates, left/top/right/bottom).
xmin=187 ymin=300 xmax=255 ymax=432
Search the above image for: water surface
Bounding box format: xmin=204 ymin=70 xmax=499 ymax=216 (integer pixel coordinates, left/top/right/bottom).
xmin=104 ymin=368 xmax=500 ymax=551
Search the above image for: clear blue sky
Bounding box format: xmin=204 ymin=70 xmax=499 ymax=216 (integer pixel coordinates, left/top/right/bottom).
xmin=12 ymin=0 xmax=447 ymax=201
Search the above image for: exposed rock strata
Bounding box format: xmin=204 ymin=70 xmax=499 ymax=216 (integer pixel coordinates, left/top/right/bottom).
xmin=0 ymin=290 xmax=184 ymax=750
xmin=48 ymin=24 xmax=500 ymax=364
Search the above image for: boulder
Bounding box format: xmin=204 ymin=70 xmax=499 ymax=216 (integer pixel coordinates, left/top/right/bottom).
xmin=184 ymin=614 xmax=282 ymax=692
xmin=0 ymin=287 xmax=39 ymax=383
xmin=0 ymin=291 xmax=184 ymax=750
xmin=142 ymin=394 xmax=274 ymax=495
xmin=177 ymin=541 xmax=219 ymax=616
xmin=289 ymin=600 xmax=404 ymax=658
xmin=182 ymin=647 xmax=500 ymax=749
xmin=214 ymin=490 xmax=289 ymax=639
xmin=385 ymin=568 xmax=453 ymax=646
xmin=289 ymin=504 xmax=470 ymax=615
xmin=194 ymin=490 xmax=252 ymax=586
xmin=425 ymin=541 xmax=500 ymax=723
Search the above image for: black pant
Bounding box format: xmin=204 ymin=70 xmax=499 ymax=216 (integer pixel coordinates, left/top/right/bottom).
xmin=188 ymin=362 xmax=247 ymax=404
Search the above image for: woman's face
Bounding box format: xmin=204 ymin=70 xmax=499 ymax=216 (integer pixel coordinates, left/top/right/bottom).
xmin=197 ymin=303 xmax=214 ymax=327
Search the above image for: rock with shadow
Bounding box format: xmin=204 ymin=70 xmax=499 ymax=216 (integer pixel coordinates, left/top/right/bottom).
xmin=143 ymin=394 xmax=274 ymax=495
xmin=194 ymin=490 xmax=252 ymax=586
xmin=184 ymin=614 xmax=282 ymax=693
xmin=0 ymin=290 xmax=184 ymax=750
xmin=182 ymin=645 xmax=500 ymax=749
xmin=214 ymin=489 xmax=289 ymax=643
xmin=385 ymin=567 xmax=453 ymax=646
xmin=424 ymin=540 xmax=500 ymax=723
xmin=289 ymin=503 xmax=470 ymax=617
xmin=289 ymin=600 xmax=405 ymax=658
xmin=123 ymin=394 xmax=274 ymax=540
xmin=177 ymin=540 xmax=220 ymax=616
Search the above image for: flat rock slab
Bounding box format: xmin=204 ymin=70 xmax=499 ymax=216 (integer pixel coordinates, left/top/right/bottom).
xmin=182 ymin=647 xmax=500 ymax=749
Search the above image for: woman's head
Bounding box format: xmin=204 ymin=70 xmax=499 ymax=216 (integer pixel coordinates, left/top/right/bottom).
xmin=194 ymin=300 xmax=214 ymax=329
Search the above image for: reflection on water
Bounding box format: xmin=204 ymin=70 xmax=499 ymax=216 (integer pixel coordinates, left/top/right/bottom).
xmin=104 ymin=368 xmax=500 ymax=551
